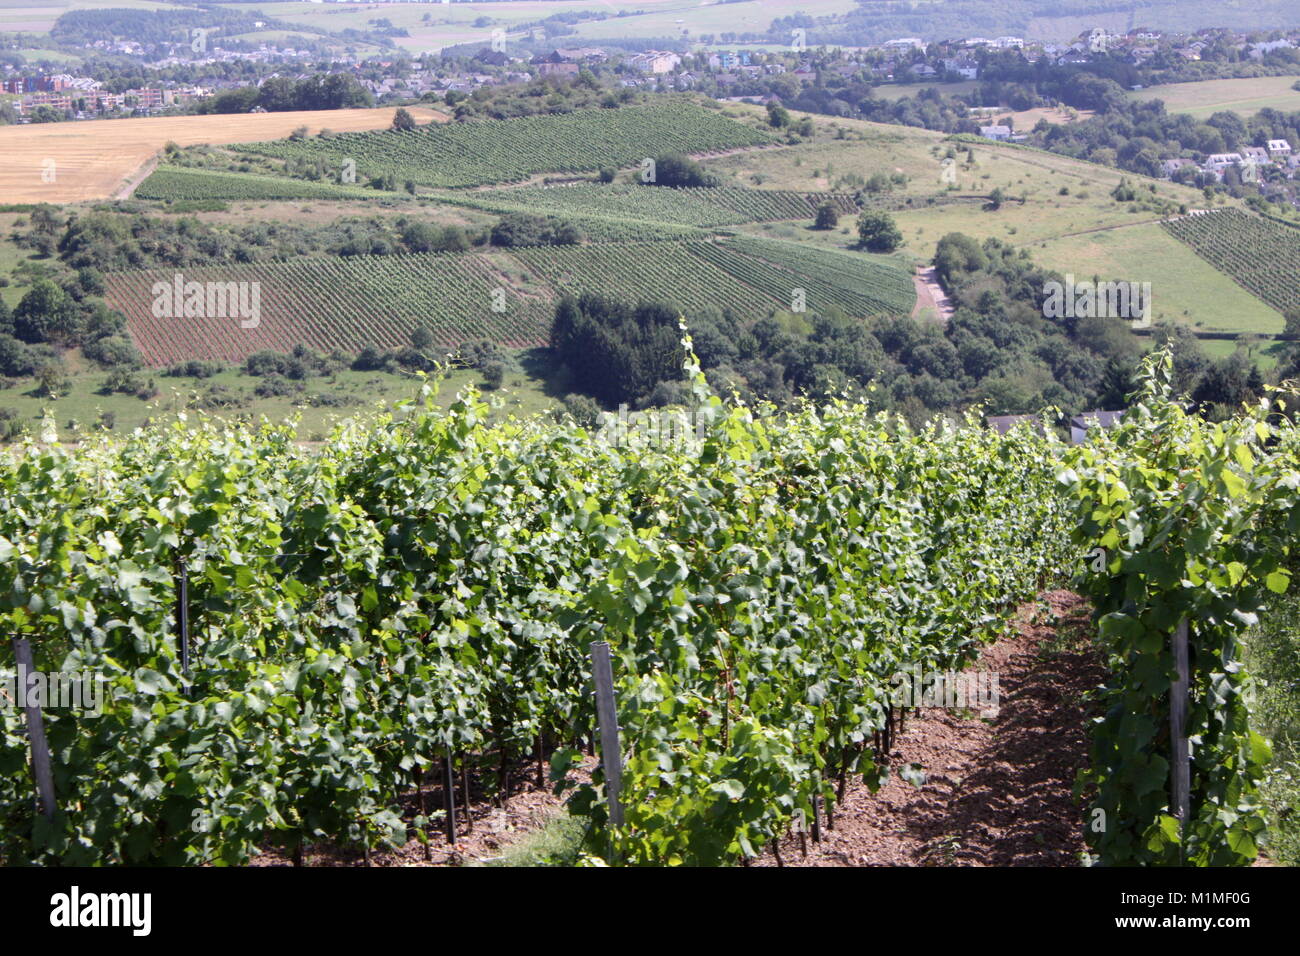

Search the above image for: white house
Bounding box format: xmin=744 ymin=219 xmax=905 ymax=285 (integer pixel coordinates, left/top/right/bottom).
xmin=1204 ymin=152 xmax=1244 ymax=172
xmin=979 ymin=124 xmax=1011 ymax=141
xmin=1241 ymin=145 xmax=1271 ymax=165
xmin=626 ymin=51 xmax=681 ymax=74
xmin=1268 ymin=139 xmax=1293 ymax=157
xmin=941 ymin=57 xmax=980 ymax=78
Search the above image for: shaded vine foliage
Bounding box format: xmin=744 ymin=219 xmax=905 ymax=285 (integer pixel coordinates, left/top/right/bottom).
xmin=1061 ymin=351 xmax=1299 ymax=865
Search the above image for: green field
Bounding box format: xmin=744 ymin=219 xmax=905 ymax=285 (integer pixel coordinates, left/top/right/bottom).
xmin=3 ymin=96 xmax=1292 ymax=440
xmin=513 ymin=236 xmax=914 ymax=319
xmin=1035 ymin=221 xmax=1284 ymax=335
xmin=870 ymin=80 xmax=980 ymax=101
xmin=1163 ymin=209 xmax=1300 ymax=319
xmin=1199 ymin=337 xmax=1284 ymax=369
xmin=1130 ymin=76 xmax=1300 ymax=119
xmin=0 ymin=351 xmax=561 ymax=444
xmin=10 ymin=47 xmax=84 ymax=65
xmin=211 ymin=0 xmax=857 ymax=53
xmin=708 ymin=106 xmax=1202 ymax=240
xmin=0 ymin=0 xmax=176 ymax=34
xmin=703 ymin=105 xmax=1286 ymax=340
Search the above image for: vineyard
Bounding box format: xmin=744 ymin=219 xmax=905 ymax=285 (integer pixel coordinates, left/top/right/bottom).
xmin=135 ymin=165 xmax=388 ymax=202
xmin=700 ymin=234 xmax=917 ymax=317
xmin=104 ymin=251 xmax=555 ymax=366
xmin=1162 ymin=209 xmax=1300 ymax=317
xmin=106 ymin=239 xmax=916 ymax=367
xmin=234 ymin=102 xmax=774 ymax=189
xmin=441 ymin=183 xmax=861 ymax=229
xmin=0 ymin=350 xmax=1289 ymax=866
xmin=511 ymin=238 xmax=915 ymax=321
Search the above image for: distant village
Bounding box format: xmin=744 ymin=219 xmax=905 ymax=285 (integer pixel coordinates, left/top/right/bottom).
xmin=1 ymin=74 xmax=206 ymax=119
xmin=2 ymin=22 xmax=1297 ymax=146
xmin=1162 ymin=142 xmax=1299 ymax=184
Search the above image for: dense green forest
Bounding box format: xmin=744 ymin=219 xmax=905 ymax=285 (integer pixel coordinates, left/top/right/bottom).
xmin=548 ymin=233 xmax=1268 ymax=422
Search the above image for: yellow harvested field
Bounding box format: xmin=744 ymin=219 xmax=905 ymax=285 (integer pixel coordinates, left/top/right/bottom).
xmin=0 ymin=106 xmax=447 ymax=203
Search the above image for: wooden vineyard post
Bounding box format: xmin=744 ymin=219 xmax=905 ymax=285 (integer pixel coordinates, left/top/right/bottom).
xmin=536 ymin=730 xmax=545 ymax=788
xmin=589 ymin=642 xmax=625 ymax=842
xmin=174 ymin=553 xmax=191 ymax=694
xmin=460 ymin=752 xmax=473 ymax=833
xmin=443 ymin=749 xmax=457 ymax=845
xmin=1170 ymin=618 xmax=1191 ymax=857
xmin=13 ymin=638 xmax=55 ymax=821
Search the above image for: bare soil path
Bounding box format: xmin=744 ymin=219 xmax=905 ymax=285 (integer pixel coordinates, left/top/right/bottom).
xmin=758 ymin=590 xmax=1103 ymax=867
xmin=113 ymin=154 xmax=158 ymax=200
xmin=913 ymin=264 xmax=955 ymax=322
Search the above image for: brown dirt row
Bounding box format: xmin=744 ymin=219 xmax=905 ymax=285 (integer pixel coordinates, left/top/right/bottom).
xmin=756 ymin=589 xmax=1103 ymax=866
xmin=249 ymin=591 xmax=1103 ymax=867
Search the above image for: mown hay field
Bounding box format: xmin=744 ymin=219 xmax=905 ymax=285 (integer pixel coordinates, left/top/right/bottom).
xmin=0 ymin=106 xmax=446 ymax=203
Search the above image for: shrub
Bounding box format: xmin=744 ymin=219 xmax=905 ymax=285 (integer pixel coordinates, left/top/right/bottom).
xmin=101 ymin=367 xmax=156 ymax=399
xmin=164 ymin=360 xmax=224 ymax=379
xmin=644 ymin=153 xmax=717 ymax=188
xmin=491 ymin=213 xmax=583 ymax=248
xmin=0 ymin=407 xmax=24 ymax=441
xmin=561 ymin=392 xmax=603 ymax=427
xmin=392 ymin=107 xmax=417 ymax=131
xmin=35 ymin=363 xmax=69 ymax=399
xmin=244 ymin=351 xmax=293 ymax=376
xmin=856 ymin=210 xmax=903 ymax=253
xmin=253 ymin=376 xmax=304 ymax=398
xmin=0 ymin=335 xmax=37 ymax=377
xmin=410 ymin=325 xmax=435 ymax=351
xmin=83 ymin=334 xmax=141 ymax=369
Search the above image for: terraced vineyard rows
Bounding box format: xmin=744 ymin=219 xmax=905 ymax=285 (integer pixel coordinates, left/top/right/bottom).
xmin=235 ymin=101 xmax=774 ymax=189
xmin=108 ymin=236 xmax=915 ymax=366
xmin=135 ymin=165 xmax=387 ymax=202
xmin=513 ymin=241 xmax=769 ymax=317
xmin=699 ymin=235 xmax=916 ymax=317
xmin=1162 ymin=208 xmax=1300 ymax=315
xmin=444 ymin=183 xmax=860 ymax=229
xmin=514 ymin=239 xmax=913 ymax=321
xmin=105 ymin=252 xmax=554 ymax=366
xmin=693 ymin=187 xmax=859 ymax=221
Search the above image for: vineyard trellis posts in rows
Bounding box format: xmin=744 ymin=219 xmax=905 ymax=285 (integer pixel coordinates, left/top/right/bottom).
xmin=12 ymin=637 xmax=56 ymax=823
xmin=442 ymin=750 xmax=457 ymax=845
xmin=590 ymin=641 xmax=624 ymax=859
xmin=174 ymin=552 xmax=191 ymax=693
xmin=1170 ymin=618 xmax=1190 ymax=861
